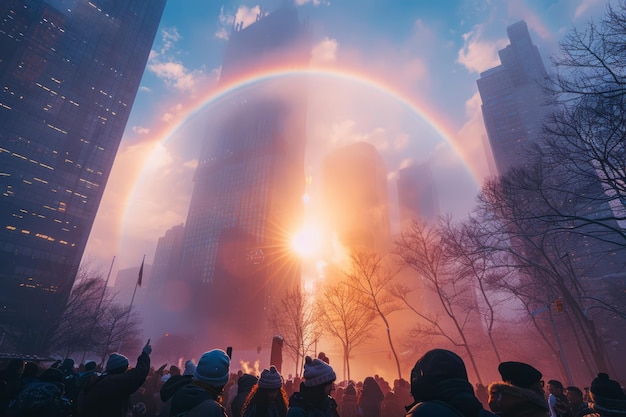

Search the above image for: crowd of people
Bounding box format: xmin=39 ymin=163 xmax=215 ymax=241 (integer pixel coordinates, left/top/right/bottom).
xmin=0 ymin=344 xmax=624 ymax=417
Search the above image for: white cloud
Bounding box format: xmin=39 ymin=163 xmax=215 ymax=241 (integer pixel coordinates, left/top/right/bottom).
xmin=143 ymin=143 xmax=174 ymax=172
xmin=399 ymin=158 xmax=415 ymax=170
xmin=148 ymin=61 xmax=202 ymax=91
xmin=161 ymin=27 xmax=181 ymax=54
xmin=235 ymin=5 xmax=261 ymax=29
xmin=311 ymin=37 xmax=338 ymax=64
xmin=455 ymin=90 xmax=493 ymax=181
xmin=215 ymin=5 xmax=262 ymax=40
xmin=457 ymin=24 xmax=507 ymax=74
xmin=295 ymin=0 xmax=330 ymax=6
xmin=132 ymin=126 xmax=150 ymax=135
xmin=329 ymin=119 xmax=358 ymax=147
xmin=161 ymin=103 xmax=183 ymax=124
xmin=138 ymin=86 xmax=151 ymax=93
xmin=215 ymin=27 xmax=229 ymax=40
xmin=183 ymin=159 xmax=198 ymax=169
xmin=327 ymin=119 xmax=392 ymax=152
xmin=393 ymin=133 xmax=410 ymax=151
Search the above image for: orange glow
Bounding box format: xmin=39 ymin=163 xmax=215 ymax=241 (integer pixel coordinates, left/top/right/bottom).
xmin=291 ymin=223 xmax=323 ymax=258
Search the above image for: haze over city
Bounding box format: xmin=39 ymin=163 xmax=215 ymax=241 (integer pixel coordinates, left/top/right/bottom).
xmin=84 ymin=0 xmax=609 ymax=275
xmin=1 ymin=0 xmax=624 ymax=395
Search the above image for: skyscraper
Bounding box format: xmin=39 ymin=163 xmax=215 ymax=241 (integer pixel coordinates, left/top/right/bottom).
xmin=143 ymin=223 xmax=186 ymax=338
xmin=179 ymin=6 xmax=310 ymax=350
xmin=0 ymin=0 xmax=166 ymax=353
xmin=478 ymin=21 xmax=626 ymax=380
xmin=321 ymin=142 xmax=390 ymax=253
xmin=396 ymin=162 xmax=440 ymax=228
xmin=477 ymin=20 xmax=549 ymax=176
xmin=148 ymin=224 xmax=184 ymax=304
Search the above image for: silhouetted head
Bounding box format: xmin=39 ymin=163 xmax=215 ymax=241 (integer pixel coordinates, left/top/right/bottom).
xmin=497 ymin=361 xmax=543 ymax=395
xmin=259 ymin=365 xmax=283 ymax=389
xmin=105 ymin=353 xmax=129 ymax=374
xmin=590 ymin=373 xmax=625 ymax=400
xmin=303 ymin=356 xmax=336 ymax=387
xmin=194 ymin=349 xmax=230 ymax=388
xmin=410 ymin=349 xmax=468 ymax=402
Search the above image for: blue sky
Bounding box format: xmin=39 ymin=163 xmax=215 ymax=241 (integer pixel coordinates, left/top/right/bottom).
xmin=84 ymin=0 xmax=611 ymax=277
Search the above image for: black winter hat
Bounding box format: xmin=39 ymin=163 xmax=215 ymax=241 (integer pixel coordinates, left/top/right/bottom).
xmin=498 ymin=362 xmax=542 ymax=389
xmin=410 ymin=349 xmax=468 ymax=401
xmin=591 ymin=373 xmax=625 ymax=400
xmin=237 ymin=373 xmax=259 ymax=393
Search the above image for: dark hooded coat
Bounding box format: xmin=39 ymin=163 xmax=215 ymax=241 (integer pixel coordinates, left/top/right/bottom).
xmin=406 ymin=349 xmax=496 ymax=417
xmin=76 ymin=352 xmax=150 ymax=417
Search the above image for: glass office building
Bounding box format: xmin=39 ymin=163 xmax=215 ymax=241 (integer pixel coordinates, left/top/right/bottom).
xmin=0 ymin=0 xmax=165 ymax=353
xmin=180 ymin=6 xmax=310 ymax=349
xmin=477 ymin=20 xmax=549 ymax=176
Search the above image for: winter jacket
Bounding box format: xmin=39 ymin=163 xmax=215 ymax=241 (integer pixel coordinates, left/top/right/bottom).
xmin=360 ymin=378 xmax=384 ymax=417
xmin=287 ymin=391 xmax=340 ymax=417
xmin=6 ymin=382 xmax=72 ymax=417
xmin=244 ymin=402 xmax=287 ymax=417
xmin=584 ymin=393 xmax=626 ymax=417
xmin=76 ymin=352 xmax=150 ymax=417
xmin=488 ymin=382 xmax=549 ymax=417
xmin=342 ymin=392 xmax=360 ymax=417
xmin=159 ymin=382 xmax=227 ymax=417
xmin=406 ymin=379 xmax=497 ymax=417
xmin=161 ymin=375 xmax=193 ymax=403
xmin=231 ymin=374 xmax=259 ymax=417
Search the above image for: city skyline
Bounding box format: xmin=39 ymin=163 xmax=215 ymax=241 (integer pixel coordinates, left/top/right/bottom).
xmin=83 ymin=0 xmax=612 ymax=278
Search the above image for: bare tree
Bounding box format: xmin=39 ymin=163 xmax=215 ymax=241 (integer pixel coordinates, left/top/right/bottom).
xmin=96 ymin=304 xmax=142 ymax=364
xmin=393 ymin=218 xmax=484 ymax=384
xmin=476 ymin=166 xmax=624 ymax=380
xmin=48 ymin=274 xmax=106 ymax=358
xmin=343 ymin=250 xmax=404 ymax=379
xmin=541 ymin=1 xmax=626 ymax=245
xmin=316 ymin=281 xmax=376 ymax=381
xmin=269 ymin=287 xmax=321 ymax=376
xmin=443 ymin=217 xmax=509 ymax=363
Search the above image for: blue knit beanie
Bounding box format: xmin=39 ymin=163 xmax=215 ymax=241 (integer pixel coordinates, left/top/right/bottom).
xmin=303 ymin=356 xmax=336 ymax=387
xmin=106 ymin=353 xmax=129 ymax=373
xmin=258 ymin=365 xmax=283 ymax=389
xmin=194 ymin=350 xmax=230 ymax=387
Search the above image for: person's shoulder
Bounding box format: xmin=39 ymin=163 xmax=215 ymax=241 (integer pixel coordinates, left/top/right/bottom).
xmin=185 ymin=397 xmax=226 ymax=417
xmin=406 ymin=401 xmax=463 ymax=417
xmin=288 ymin=403 xmax=308 ymax=417
xmin=479 ymin=409 xmax=498 ymax=417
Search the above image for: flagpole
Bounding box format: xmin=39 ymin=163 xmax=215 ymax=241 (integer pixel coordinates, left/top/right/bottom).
xmin=117 ymin=255 xmax=144 ymax=352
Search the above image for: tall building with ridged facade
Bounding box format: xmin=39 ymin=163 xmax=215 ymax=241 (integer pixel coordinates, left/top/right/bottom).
xmin=179 ymin=6 xmax=310 ymax=350
xmin=477 ymin=20 xmax=549 ymax=176
xmin=0 ymin=0 xmax=166 ymax=354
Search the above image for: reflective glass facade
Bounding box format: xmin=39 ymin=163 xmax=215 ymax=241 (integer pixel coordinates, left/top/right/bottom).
xmin=180 ymin=6 xmax=310 ymax=349
xmin=477 ymin=20 xmax=549 ymax=176
xmin=0 ymin=0 xmax=165 ymax=353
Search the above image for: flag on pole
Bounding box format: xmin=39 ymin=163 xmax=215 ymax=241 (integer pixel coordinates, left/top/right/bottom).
xmin=137 ymin=258 xmax=144 ymax=287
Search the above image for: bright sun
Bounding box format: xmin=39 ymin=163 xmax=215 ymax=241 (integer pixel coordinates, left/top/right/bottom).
xmin=291 ymin=224 xmax=323 ymax=258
